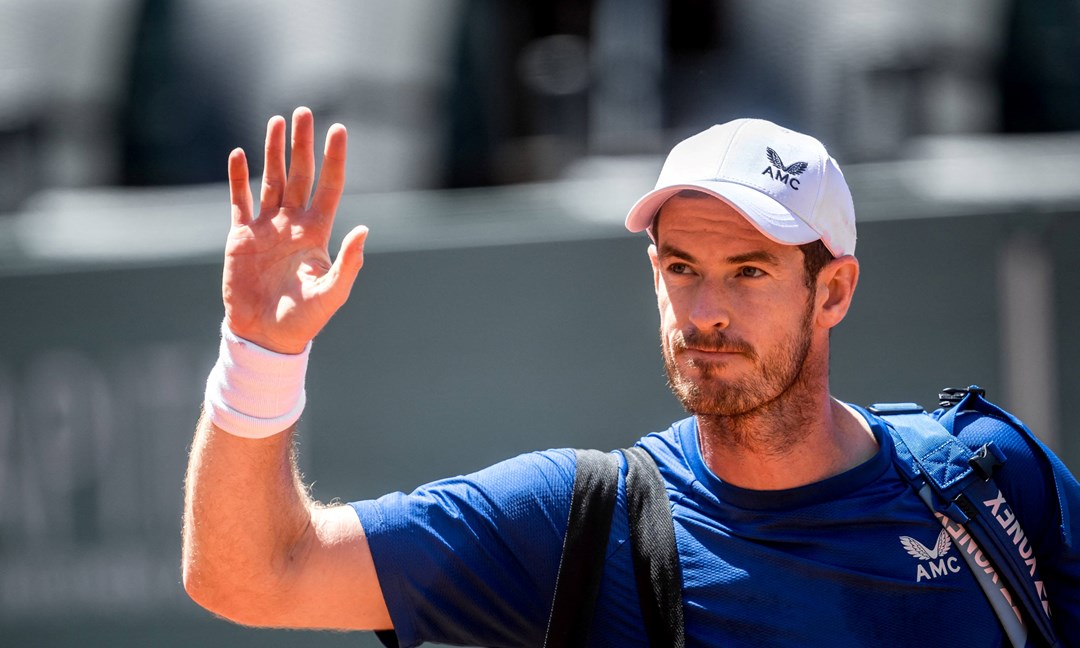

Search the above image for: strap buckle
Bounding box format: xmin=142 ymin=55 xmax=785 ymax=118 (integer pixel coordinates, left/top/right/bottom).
xmin=968 ymin=441 xmax=1006 ymax=481
xmin=867 ymin=402 xmax=924 ymax=416
xmin=938 ymin=386 xmax=986 ymax=409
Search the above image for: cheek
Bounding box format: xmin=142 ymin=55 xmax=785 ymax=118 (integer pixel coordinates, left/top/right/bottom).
xmin=657 ymin=292 xmax=687 ymax=338
xmin=655 ymin=280 xmax=674 ymax=319
xmin=763 ymin=293 xmax=816 ymax=344
xmin=759 ymin=284 xmax=810 ymax=317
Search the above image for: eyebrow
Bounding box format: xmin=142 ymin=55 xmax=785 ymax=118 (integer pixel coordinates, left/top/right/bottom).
xmin=658 ymin=243 xmax=699 ymax=264
xmin=658 ymin=244 xmax=782 ymax=267
xmin=726 ymin=250 xmax=782 ymax=266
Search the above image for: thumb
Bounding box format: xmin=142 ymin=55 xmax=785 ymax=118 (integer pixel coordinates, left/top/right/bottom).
xmin=325 ymin=225 xmax=369 ymax=300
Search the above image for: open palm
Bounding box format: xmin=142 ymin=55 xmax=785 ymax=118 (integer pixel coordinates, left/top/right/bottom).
xmin=222 ymin=108 xmax=368 ymax=354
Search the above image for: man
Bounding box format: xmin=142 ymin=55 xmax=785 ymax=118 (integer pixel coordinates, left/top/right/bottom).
xmin=183 ymin=108 xmax=1080 ymax=646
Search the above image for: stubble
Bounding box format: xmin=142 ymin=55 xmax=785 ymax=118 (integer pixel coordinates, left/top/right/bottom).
xmin=661 ymin=294 xmax=820 ymax=454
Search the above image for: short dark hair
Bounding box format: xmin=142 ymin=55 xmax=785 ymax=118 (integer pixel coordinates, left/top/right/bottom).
xmin=797 ymin=240 xmax=834 ymax=289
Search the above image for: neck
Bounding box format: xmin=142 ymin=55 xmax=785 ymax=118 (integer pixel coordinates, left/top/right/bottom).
xmin=696 ymin=348 xmax=877 ymax=490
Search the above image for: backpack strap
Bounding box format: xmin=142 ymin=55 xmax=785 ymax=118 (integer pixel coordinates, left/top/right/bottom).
xmin=544 ymin=449 xmax=620 ymax=648
xmin=870 ymin=401 xmax=1059 ymax=647
xmin=623 ymin=446 xmax=686 ymax=648
xmin=545 ymin=447 xmax=686 ymax=647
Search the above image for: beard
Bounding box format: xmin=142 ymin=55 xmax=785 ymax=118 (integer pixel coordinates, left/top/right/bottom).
xmin=661 ymin=298 xmax=816 ymax=418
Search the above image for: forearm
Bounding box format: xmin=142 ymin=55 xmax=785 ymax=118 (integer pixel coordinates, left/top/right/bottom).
xmin=182 ymin=411 xmax=313 ymax=623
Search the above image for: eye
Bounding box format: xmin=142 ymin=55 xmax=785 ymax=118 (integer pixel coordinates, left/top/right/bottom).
xmin=737 ymin=266 xmax=767 ymax=278
xmin=666 ymin=262 xmax=693 ymax=275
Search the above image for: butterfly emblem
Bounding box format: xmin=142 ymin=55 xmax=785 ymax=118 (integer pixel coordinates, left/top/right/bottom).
xmin=766 ymin=147 xmax=808 ymax=176
xmin=899 ymin=529 xmax=953 ymax=561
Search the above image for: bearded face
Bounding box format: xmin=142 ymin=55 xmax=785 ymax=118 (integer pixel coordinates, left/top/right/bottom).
xmin=660 ymin=293 xmax=815 ymax=417
xmin=649 ymin=195 xmax=826 ymax=419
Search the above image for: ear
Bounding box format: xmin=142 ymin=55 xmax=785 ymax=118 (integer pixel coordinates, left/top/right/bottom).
xmin=648 ymin=244 xmax=660 ymax=294
xmin=814 ymin=255 xmax=859 ymax=329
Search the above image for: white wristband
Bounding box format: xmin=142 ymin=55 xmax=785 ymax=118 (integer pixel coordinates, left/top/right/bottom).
xmin=203 ymin=321 xmax=310 ymax=438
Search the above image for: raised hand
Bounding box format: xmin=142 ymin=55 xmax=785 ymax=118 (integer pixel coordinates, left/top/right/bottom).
xmin=222 ymin=107 xmax=368 ymax=354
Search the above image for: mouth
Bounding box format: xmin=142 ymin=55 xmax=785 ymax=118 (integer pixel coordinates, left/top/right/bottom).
xmin=684 ymin=344 xmax=744 ymax=354
xmin=679 ymin=347 xmax=745 ymax=363
xmin=666 ymin=330 xmax=755 ymax=366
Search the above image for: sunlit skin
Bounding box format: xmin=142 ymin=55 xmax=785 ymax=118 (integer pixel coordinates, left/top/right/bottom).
xmin=649 ymin=193 xmax=877 ymax=490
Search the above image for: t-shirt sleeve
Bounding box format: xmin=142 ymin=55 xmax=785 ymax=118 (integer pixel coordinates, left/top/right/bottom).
xmin=350 ymin=448 xmax=576 ymax=648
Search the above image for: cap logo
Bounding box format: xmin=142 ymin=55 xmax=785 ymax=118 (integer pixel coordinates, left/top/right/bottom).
xmin=762 ymin=147 xmax=807 ymax=190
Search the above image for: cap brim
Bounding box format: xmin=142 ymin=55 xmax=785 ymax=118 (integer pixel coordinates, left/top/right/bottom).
xmin=624 ymin=181 xmax=820 ymax=247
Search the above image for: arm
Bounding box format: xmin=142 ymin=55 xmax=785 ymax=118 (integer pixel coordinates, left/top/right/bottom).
xmin=181 ymin=107 xmax=391 ymax=630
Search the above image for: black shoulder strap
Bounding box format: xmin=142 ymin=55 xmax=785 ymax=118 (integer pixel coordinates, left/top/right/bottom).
xmin=623 ymin=446 xmax=686 ymax=648
xmin=545 ymin=447 xmax=686 ymax=647
xmin=544 ymin=449 xmax=620 ymax=648
xmin=870 ymin=401 xmax=1059 ymax=648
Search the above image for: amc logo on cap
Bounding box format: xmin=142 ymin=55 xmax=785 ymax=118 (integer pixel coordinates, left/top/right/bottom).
xmin=761 ymin=147 xmax=808 ymax=190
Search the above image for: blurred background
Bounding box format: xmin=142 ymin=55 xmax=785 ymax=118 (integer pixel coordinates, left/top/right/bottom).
xmin=1 ymin=1 xmax=1079 ymax=646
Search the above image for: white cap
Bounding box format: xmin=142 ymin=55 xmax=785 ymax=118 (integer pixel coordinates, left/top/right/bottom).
xmin=625 ymin=119 xmax=856 ymax=257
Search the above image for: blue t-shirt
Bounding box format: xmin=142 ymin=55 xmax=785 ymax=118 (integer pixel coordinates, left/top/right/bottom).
xmin=350 ymin=407 xmax=1080 ymax=647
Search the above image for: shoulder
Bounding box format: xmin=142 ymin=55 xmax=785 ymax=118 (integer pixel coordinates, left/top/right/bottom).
xmin=349 ymin=449 xmax=582 ymax=646
xmin=634 ymin=417 xmax=692 ymax=464
xmin=354 ymin=448 xmax=578 ymax=534
xmin=455 ymin=447 xmax=579 ymax=500
xmin=633 ymin=417 xmax=697 ymax=493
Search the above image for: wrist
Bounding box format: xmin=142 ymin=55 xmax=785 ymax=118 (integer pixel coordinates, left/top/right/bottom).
xmin=223 ymin=317 xmax=309 ymax=355
xmin=204 ymin=321 xmax=310 ymax=438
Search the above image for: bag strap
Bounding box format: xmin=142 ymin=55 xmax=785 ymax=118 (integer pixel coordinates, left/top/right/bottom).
xmin=870 ymin=402 xmax=1059 ymax=647
xmin=623 ymin=446 xmax=686 ymax=648
xmin=544 ymin=449 xmax=620 ymax=648
xmin=545 ymin=447 xmax=686 ymax=647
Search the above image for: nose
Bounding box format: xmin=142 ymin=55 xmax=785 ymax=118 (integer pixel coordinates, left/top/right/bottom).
xmin=687 ymin=281 xmax=730 ymax=332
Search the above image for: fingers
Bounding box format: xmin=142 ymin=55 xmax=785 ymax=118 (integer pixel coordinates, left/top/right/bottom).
xmin=283 ymin=107 xmax=316 ymax=210
xmin=256 ymin=108 xmax=343 ymax=220
xmin=228 ymin=148 xmax=253 ymax=226
xmin=324 ymin=225 xmax=369 ymax=305
xmin=311 ymin=123 xmax=349 ymax=220
xmin=260 ymin=115 xmax=287 ymax=215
